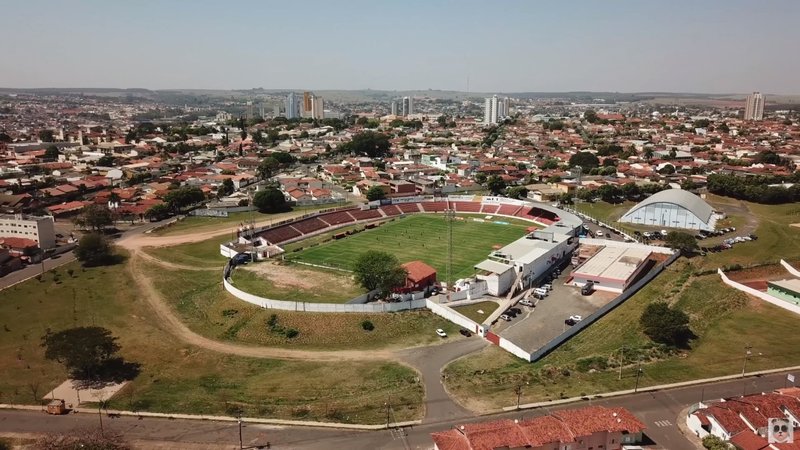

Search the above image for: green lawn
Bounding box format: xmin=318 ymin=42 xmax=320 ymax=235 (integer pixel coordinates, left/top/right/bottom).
xmin=286 ymin=214 xmax=529 ymax=283
xmin=443 ymin=258 xmax=800 ymax=410
xmin=0 ymin=260 xmax=424 ymax=424
xmin=452 ymin=301 xmax=500 ymax=324
xmin=144 ymin=235 xmax=232 ymax=268
xmin=230 ymin=264 xmax=364 ymax=303
xmin=143 ymin=264 xmax=459 ymax=350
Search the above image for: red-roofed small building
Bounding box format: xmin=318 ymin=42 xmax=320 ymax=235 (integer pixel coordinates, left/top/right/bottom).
xmin=398 ymin=260 xmax=437 ymax=293
xmin=431 ymin=406 xmax=645 ymax=450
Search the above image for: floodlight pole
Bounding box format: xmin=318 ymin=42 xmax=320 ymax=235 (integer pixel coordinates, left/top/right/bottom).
xmin=444 ymin=209 xmax=455 ymax=291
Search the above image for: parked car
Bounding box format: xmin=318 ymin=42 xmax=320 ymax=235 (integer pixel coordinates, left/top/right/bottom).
xmin=436 ymin=329 xmax=447 ymax=338
xmin=509 ymin=307 xmax=522 ymax=315
xmin=581 ymin=281 xmax=595 ymax=296
xmin=504 ymin=309 xmax=517 ymax=318
xmin=459 ymin=328 xmax=472 ymax=337
xmin=232 ymin=253 xmax=251 ymax=264
xmin=565 ymin=318 xmax=578 ymax=326
xmin=533 ymin=287 xmax=548 ymax=297
xmin=596 ymin=230 xmax=604 ymax=237
xmin=541 ymin=283 xmax=553 ymax=291
xmin=499 ymin=314 xmax=512 ymax=321
xmin=569 ymin=315 xmax=583 ymax=322
xmin=519 ymin=299 xmax=534 ymax=307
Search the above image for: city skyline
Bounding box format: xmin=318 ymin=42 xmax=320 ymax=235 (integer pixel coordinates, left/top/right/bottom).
xmin=1 ymin=0 xmax=799 ymax=94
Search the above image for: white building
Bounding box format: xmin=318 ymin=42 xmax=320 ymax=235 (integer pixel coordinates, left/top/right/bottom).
xmin=311 ymin=95 xmax=324 ymax=120
xmin=570 ymin=246 xmax=652 ymax=293
xmin=619 ymin=189 xmax=717 ymax=232
xmin=285 ymin=92 xmax=299 ymax=119
xmin=484 ymin=95 xmax=509 ymax=124
xmin=402 ymin=96 xmax=414 ymax=116
xmin=390 ymin=101 xmax=398 ymax=116
xmin=744 ymin=92 xmax=765 ymax=121
xmin=0 ymin=214 xmax=56 ymax=249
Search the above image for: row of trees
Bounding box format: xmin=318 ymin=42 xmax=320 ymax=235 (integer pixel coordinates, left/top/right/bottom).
xmin=708 ymin=173 xmax=800 ymax=204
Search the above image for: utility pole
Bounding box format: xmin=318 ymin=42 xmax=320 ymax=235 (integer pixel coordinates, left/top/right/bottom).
xmin=444 ymin=209 xmax=455 ymax=292
xmin=385 ymin=399 xmax=391 ymax=428
xmin=741 ymin=344 xmax=753 ymax=378
xmin=634 ymin=359 xmax=643 ymax=393
xmin=618 ymin=346 xmax=625 ymax=380
xmin=514 ymin=384 xmax=523 ymax=410
xmin=237 ymin=412 xmax=244 ymax=449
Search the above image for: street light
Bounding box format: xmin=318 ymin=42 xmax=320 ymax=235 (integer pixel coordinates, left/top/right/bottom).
xmin=741 ymin=344 xmax=753 ymax=378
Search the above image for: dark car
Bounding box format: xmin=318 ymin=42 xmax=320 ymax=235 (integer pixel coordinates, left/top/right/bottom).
xmin=581 ymin=281 xmax=594 ymax=296
xmin=459 ymin=328 xmax=472 ymax=337
xmin=504 ymin=310 xmax=517 ymax=318
xmin=509 ymin=307 xmax=522 ymax=315
xmin=233 ymin=253 xmax=252 ymax=264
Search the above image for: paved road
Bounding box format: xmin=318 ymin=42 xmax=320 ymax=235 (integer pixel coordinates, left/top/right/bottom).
xmin=396 ymin=338 xmax=489 ymax=424
xmin=2 ymin=370 xmax=796 ymax=449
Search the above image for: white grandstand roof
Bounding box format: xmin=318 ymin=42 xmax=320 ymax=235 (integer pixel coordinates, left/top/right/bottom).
xmin=623 ymin=189 xmax=713 ymax=223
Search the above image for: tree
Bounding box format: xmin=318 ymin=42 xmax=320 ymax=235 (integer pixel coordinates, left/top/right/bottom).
xmin=658 ymin=164 xmax=676 ymax=175
xmin=352 ymin=251 xmax=407 ymax=297
xmin=97 ymin=155 xmax=116 ymax=167
xmin=257 ymin=156 xmax=280 ymax=179
xmin=339 ymin=131 xmax=391 ymax=158
xmin=253 ymin=188 xmax=288 ymax=213
xmin=569 ymin=152 xmax=600 ymax=169
xmin=541 ymin=158 xmax=560 ymax=170
xmin=487 ymin=175 xmax=506 ymax=194
xmin=144 ymin=203 xmax=170 ymax=221
xmin=639 ymin=302 xmax=692 ymax=347
xmin=219 ymin=178 xmax=234 ymax=197
xmin=365 ymin=185 xmax=386 ymax=201
xmin=75 ymin=233 xmax=116 ymax=267
xmin=507 ymin=186 xmax=529 ymax=200
xmin=701 ymin=435 xmax=728 ymax=450
xmin=42 ymin=327 xmax=121 ymax=380
xmin=164 ymin=186 xmax=205 ymax=212
xmin=0 ymin=132 xmax=12 ymax=143
xmin=75 ymin=204 xmax=114 ymax=231
xmin=44 ymin=145 xmax=60 ymax=161
xmin=584 ymin=109 xmax=599 ymax=123
xmin=664 ymin=231 xmax=698 ymax=254
xmin=38 ymin=129 xmax=55 ymax=142
xmin=474 ymin=173 xmax=487 ymax=184
xmin=271 ymin=151 xmax=296 ymax=165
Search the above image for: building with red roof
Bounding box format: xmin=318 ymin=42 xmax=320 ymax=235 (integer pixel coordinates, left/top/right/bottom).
xmin=398 ymin=260 xmax=437 ymax=294
xmin=431 ymin=406 xmax=645 ymax=450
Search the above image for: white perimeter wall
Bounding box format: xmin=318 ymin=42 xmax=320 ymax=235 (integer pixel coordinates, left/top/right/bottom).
xmin=718 ymin=268 xmax=800 ymax=316
xmin=425 ymin=299 xmax=484 ymax=335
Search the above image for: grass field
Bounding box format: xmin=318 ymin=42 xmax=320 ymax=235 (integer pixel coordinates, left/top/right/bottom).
xmin=286 ymin=214 xmax=529 ymax=282
xmin=0 ymin=260 xmax=424 ymax=423
xmin=143 ymin=264 xmax=459 ymax=350
xmin=144 ymin=235 xmax=232 ymax=269
xmin=452 ymin=301 xmax=500 ymax=324
xmin=444 ymin=256 xmax=800 ymax=410
xmin=231 ymin=263 xmax=364 ymax=303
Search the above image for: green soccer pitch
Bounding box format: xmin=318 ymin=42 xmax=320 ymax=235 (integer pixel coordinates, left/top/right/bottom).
xmin=285 ymin=214 xmax=531 ymax=282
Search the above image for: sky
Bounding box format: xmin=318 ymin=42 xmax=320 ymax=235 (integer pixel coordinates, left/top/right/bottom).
xmin=1 ymin=0 xmax=799 ymax=94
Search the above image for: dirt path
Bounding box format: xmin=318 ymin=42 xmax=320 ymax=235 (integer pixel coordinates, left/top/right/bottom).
xmin=136 ymin=250 xmax=218 ymax=272
xmin=126 ymin=250 xmax=397 ymax=362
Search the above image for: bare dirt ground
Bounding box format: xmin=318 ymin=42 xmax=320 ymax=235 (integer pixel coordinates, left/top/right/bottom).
xmin=136 ymin=250 xmax=217 ymax=271
xmin=241 ymin=262 xmax=356 ymax=292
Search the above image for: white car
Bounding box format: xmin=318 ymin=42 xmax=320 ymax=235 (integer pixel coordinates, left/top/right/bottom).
xmin=596 ymin=230 xmax=604 ymax=237
xmin=436 ymin=329 xmax=447 ymax=338
xmin=569 ymin=315 xmax=583 ymax=322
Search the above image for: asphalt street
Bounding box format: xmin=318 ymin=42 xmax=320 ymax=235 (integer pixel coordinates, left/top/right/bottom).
xmin=2 ymin=370 xmax=797 ymax=449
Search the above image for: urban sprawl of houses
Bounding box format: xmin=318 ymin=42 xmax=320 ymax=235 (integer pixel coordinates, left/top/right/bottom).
xmin=0 ymin=90 xmax=796 ymax=276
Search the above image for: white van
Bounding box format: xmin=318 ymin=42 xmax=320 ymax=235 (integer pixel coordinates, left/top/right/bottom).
xmin=533 ymin=287 xmax=548 ymax=297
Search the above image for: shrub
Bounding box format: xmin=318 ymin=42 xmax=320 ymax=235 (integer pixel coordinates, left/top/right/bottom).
xmin=361 ymin=320 xmax=375 ymax=331
xmin=284 ymin=328 xmax=299 ymax=339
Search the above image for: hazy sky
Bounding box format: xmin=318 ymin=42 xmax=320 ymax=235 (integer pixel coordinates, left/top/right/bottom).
xmin=2 ymin=0 xmax=798 ymax=93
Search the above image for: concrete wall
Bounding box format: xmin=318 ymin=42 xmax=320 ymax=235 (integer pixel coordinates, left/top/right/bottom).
xmin=498 ymin=336 xmax=533 ymax=362
xmin=718 ymin=269 xmax=800 ymax=316
xmin=426 ymin=299 xmax=483 ymax=335
xmin=782 ymin=259 xmax=800 ymax=278
xmin=578 ymin=238 xmax=675 ymax=255
xmin=223 ymin=265 xmax=426 ymax=313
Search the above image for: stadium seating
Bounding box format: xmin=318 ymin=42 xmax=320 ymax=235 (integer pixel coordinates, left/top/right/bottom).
xmin=420 ymin=201 xmax=448 ymax=212
xmin=292 ymin=217 xmax=328 ymax=234
xmin=497 ymin=204 xmax=522 ymax=216
xmin=349 ymin=209 xmax=382 ymax=220
xmin=453 ymin=201 xmax=481 ymax=213
xmin=319 ymin=211 xmax=356 ymax=226
xmin=397 ymin=203 xmax=422 ymax=213
xmin=480 ymin=204 xmax=500 ymax=214
xmin=380 ymin=205 xmax=402 ymax=216
xmin=260 ymin=225 xmax=301 ymax=244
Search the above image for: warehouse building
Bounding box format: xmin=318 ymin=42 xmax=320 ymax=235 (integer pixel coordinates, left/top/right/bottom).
xmin=619 ymin=189 xmax=717 ymax=231
xmin=767 ymin=279 xmax=800 ymax=306
xmin=570 ymin=245 xmax=652 ymax=293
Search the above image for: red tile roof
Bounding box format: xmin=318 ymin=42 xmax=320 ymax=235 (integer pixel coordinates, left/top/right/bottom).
xmin=402 ymin=260 xmax=436 ymax=283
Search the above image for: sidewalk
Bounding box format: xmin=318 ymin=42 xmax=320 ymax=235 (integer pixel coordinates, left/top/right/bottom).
xmin=502 ymin=365 xmax=800 ymax=412
xmin=0 ymin=403 xmax=421 ymax=431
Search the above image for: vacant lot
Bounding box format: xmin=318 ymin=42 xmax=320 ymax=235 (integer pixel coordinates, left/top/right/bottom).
xmin=0 ymin=260 xmax=424 ymax=424
xmin=287 ymin=214 xmax=529 ymax=282
xmin=443 ymin=257 xmax=800 ymax=411
xmin=231 ymin=262 xmax=364 ymax=303
xmin=143 ymin=234 xmax=232 ymax=269
xmin=143 ymin=264 xmax=459 ymax=350
xmin=452 ymin=301 xmax=500 ymax=323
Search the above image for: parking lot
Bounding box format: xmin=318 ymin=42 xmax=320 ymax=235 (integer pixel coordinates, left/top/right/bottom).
xmin=493 ymin=267 xmax=617 ymax=352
